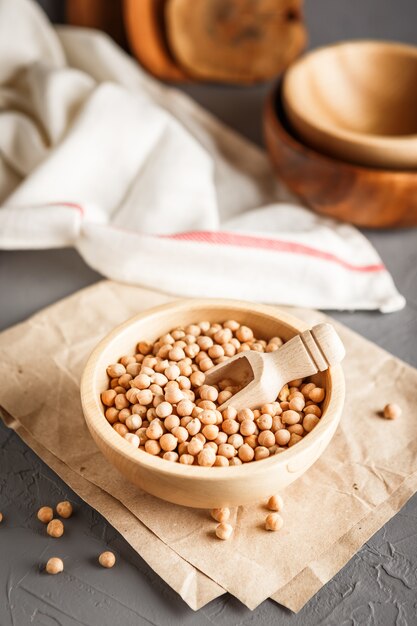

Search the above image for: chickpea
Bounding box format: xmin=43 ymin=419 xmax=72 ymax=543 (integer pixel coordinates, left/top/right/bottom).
xmin=47 ymin=519 xmax=64 ymax=538
xmin=45 ymin=557 xmax=64 ymax=575
xmin=301 ymin=382 xmax=316 ymax=398
xmin=159 ymin=433 xmax=178 ymax=452
xmin=163 ymin=451 xmax=179 ymax=462
xmin=171 ymin=426 xmax=188 ymax=443
xmin=125 ymin=414 xmax=142 ymax=431
xmin=113 ymin=423 xmax=128 ymax=437
xmin=267 ymin=495 xmax=284 ymax=512
xmin=238 ymin=443 xmax=254 ymax=462
xmin=105 ymin=407 xmax=119 ymax=424
xmin=254 ymin=446 xmax=269 ymax=461
xmin=200 ymin=358 xmax=214 ymax=372
xmin=176 ymin=399 xmax=194 ymax=417
xmin=258 ymin=430 xmax=275 ymax=448
xmin=217 ymin=390 xmax=233 ymax=405
xmin=56 ymin=501 xmax=73 ymax=519
xmin=214 ymin=455 xmax=229 ymax=467
xmin=211 ymin=507 xmax=230 ymax=522
xmin=200 ymin=409 xmax=217 ymax=425
xmin=215 ymin=431 xmax=228 ymax=445
xmin=265 ymin=513 xmax=284 ymax=531
xmin=288 ymin=424 xmax=304 ymax=436
xmin=229 ymin=457 xmax=243 ymax=466
xmin=282 ymin=410 xmax=300 ymax=425
xmin=240 ymin=419 xmax=256 ymax=436
xmin=165 ymin=387 xmax=184 ymax=404
xmin=237 ymin=408 xmax=254 ymax=423
xmin=271 ymin=416 xmax=283 ymax=432
xmin=309 ymin=387 xmax=325 ymax=403
xmin=228 ymin=433 xmax=244 ymax=449
xmin=188 ymin=437 xmax=204 ymax=456
xmin=288 ymin=433 xmax=303 ymax=447
xmin=198 ymin=448 xmax=216 ymax=467
xmin=145 ymin=439 xmax=161 ymax=455
xmin=0 ymin=512 xmax=3 ymax=523
xmin=275 ymin=429 xmax=291 ymax=446
xmin=289 ymin=396 xmax=305 ymax=412
xmin=179 ymin=454 xmax=194 ymax=465
xmin=215 ymin=522 xmax=233 ymax=540
xmin=101 ymin=389 xmax=116 ymax=407
xmin=155 ymin=401 xmax=173 ymax=419
xmin=304 ymin=405 xmax=322 ymax=417
xmin=383 ymin=403 xmax=401 ymax=420
xmin=37 ymin=506 xmax=54 ymax=524
xmin=256 ymin=414 xmax=273 ymax=431
xmin=137 ymin=389 xmax=153 ymax=406
xmin=202 ymin=424 xmax=219 ymax=441
xmin=217 ymin=443 xmax=236 ymax=459
xmin=146 ymin=421 xmax=164 ymax=440
xmin=236 ymin=326 xmax=253 ymax=342
xmin=164 ymin=414 xmax=180 ymax=431
xmin=99 ymin=551 xmax=116 ymax=568
xmin=222 ymin=406 xmax=237 ymax=420
xmin=303 ymin=414 xmax=320 ymax=432
xmin=107 ymin=363 xmax=126 ymax=378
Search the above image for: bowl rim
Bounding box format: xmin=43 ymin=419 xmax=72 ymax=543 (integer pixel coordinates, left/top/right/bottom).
xmin=265 ymin=81 xmax=417 ymax=177
xmin=282 ymin=40 xmax=417 ymax=146
xmin=80 ymin=298 xmax=345 ymax=481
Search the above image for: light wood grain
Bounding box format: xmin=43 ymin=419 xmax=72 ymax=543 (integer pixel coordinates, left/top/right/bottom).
xmin=80 ymin=300 xmax=345 ymax=508
xmin=264 ymin=85 xmax=417 ymax=228
xmin=205 ymin=323 xmax=345 ymax=411
xmin=282 ymin=41 xmax=417 ymax=169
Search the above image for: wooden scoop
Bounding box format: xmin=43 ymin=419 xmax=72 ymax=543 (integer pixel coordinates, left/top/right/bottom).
xmin=205 ymin=323 xmax=345 ymax=411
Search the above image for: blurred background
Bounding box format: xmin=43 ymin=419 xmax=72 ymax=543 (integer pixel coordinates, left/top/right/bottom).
xmin=35 ymin=0 xmax=417 ymax=145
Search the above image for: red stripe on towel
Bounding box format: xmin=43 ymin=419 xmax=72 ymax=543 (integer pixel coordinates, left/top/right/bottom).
xmin=161 ymin=231 xmax=385 ymax=273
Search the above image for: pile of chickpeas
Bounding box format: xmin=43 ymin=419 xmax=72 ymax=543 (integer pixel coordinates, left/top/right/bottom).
xmin=101 ymin=320 xmax=326 ymax=467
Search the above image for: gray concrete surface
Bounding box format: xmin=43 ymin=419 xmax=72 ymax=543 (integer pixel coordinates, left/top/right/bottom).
xmin=1 ymin=1 xmax=417 ymax=624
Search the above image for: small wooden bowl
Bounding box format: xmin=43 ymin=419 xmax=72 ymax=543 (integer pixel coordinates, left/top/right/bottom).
xmin=282 ymin=41 xmax=417 ymax=169
xmin=81 ymin=299 xmax=345 ymax=509
xmin=264 ymin=84 xmax=417 ymax=227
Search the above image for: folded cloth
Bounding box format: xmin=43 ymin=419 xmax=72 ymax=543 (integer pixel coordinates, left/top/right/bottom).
xmin=0 ymin=0 xmax=405 ymax=313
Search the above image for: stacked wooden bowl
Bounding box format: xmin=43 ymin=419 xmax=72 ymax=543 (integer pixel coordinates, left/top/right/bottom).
xmin=67 ymin=0 xmax=307 ymax=85
xmin=264 ymin=41 xmax=417 ymax=227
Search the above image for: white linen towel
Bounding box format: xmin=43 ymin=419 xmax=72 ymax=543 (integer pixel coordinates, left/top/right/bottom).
xmin=0 ymin=0 xmax=405 ymax=312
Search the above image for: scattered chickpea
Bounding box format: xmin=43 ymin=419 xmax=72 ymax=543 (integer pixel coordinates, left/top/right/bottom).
xmin=56 ymin=501 xmax=73 ymax=519
xmin=383 ymin=403 xmax=401 ymax=420
xmin=265 ymin=513 xmax=284 ymax=531
xmin=37 ymin=506 xmax=54 ymax=524
xmin=99 ymin=551 xmax=116 ymax=568
xmin=267 ymin=495 xmax=284 ymax=512
xmin=0 ymin=512 xmax=3 ymax=523
xmin=215 ymin=522 xmax=234 ymax=540
xmin=45 ymin=557 xmax=64 ymax=575
xmin=211 ymin=507 xmax=230 ymax=523
xmin=47 ymin=519 xmax=64 ymax=538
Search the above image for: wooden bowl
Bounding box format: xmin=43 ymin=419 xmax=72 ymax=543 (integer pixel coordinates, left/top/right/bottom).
xmin=264 ymin=84 xmax=417 ymax=228
xmin=282 ymin=41 xmax=417 ymax=169
xmin=81 ymin=299 xmax=345 ymax=509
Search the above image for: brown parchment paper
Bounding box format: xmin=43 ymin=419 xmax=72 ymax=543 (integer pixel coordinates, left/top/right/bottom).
xmin=1 ymin=281 xmax=417 ymax=610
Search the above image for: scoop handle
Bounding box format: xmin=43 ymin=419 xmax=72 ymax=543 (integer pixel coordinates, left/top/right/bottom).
xmin=269 ymin=323 xmax=345 ymax=382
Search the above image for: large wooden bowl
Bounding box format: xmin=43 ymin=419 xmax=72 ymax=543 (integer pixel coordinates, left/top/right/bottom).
xmin=282 ymin=41 xmax=417 ymax=169
xmin=264 ymin=84 xmax=417 ymax=228
xmin=81 ymin=299 xmax=345 ymax=509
